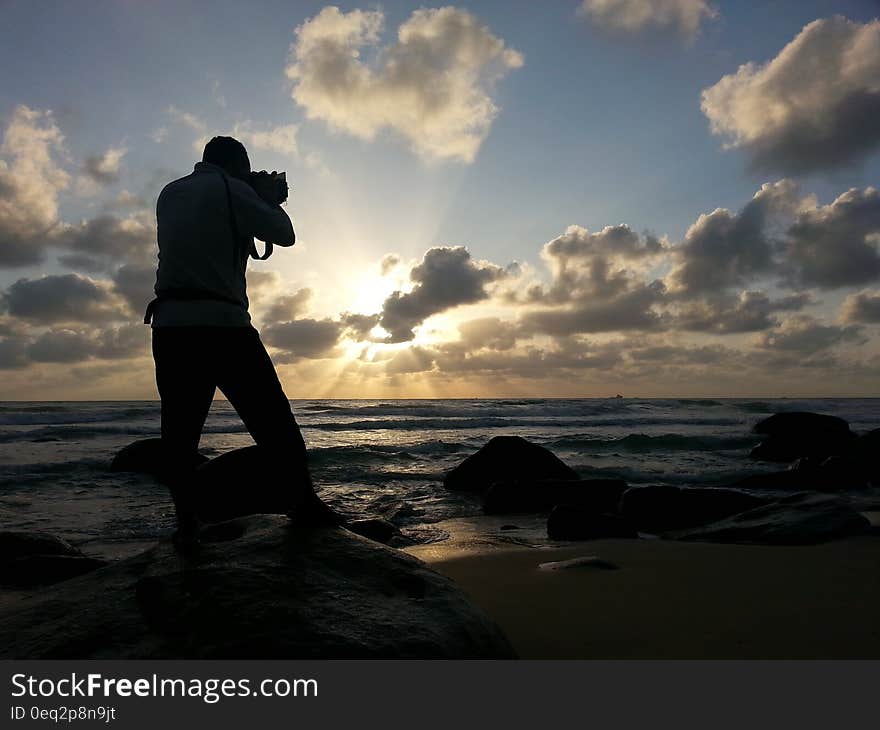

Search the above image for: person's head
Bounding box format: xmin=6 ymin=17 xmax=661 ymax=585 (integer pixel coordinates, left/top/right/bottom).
xmin=202 ymin=136 xmax=250 ymax=179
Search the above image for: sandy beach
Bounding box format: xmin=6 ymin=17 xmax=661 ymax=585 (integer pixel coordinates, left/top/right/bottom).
xmin=409 ymin=531 xmax=880 ymax=659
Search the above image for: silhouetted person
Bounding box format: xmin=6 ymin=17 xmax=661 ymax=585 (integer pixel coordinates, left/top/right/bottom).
xmin=146 ymin=135 xmax=338 ymax=550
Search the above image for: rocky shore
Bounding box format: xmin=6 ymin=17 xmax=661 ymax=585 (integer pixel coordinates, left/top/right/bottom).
xmin=1 ymin=409 xmax=878 ymax=659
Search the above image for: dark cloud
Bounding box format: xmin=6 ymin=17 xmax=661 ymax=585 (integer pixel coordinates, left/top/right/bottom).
xmin=26 ymin=329 xmax=95 ymax=363
xmin=95 ymin=323 xmax=150 ymax=360
xmin=380 ymin=254 xmax=400 ymax=276
xmin=340 ymin=312 xmax=381 ymax=341
xmin=675 ymin=290 xmax=811 ymax=334
xmin=783 ymin=187 xmax=880 ymax=289
xmin=262 ymin=318 xmax=343 ymax=360
xmin=667 ymin=180 xmax=797 ymax=296
xmin=702 ymin=17 xmax=880 ymax=174
xmin=54 ymin=214 xmax=155 ymax=272
xmin=0 ymin=335 xmax=28 ymax=369
xmin=457 ymin=317 xmax=520 ymax=351
xmin=840 ymin=290 xmax=880 ymax=324
xmin=82 ymin=147 xmax=125 ymax=185
xmin=754 ymin=315 xmax=865 ymax=353
xmin=111 ymin=263 xmax=155 ymax=314
xmin=2 ymin=274 xmax=128 ymax=324
xmin=261 ymin=288 xmax=313 ymax=323
xmin=379 ymin=247 xmax=506 ymax=342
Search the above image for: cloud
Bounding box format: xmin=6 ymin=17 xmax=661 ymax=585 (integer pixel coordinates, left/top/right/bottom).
xmin=340 ymin=311 xmax=381 ymax=341
xmin=262 ymin=318 xmax=343 ymax=360
xmin=754 ymin=314 xmax=865 ymax=353
xmin=83 ymin=146 xmax=126 ymax=184
xmin=26 ymin=329 xmax=96 ymax=363
xmin=783 ymin=186 xmax=880 ymax=289
xmin=0 ymin=105 xmax=69 ymax=267
xmin=840 ymin=290 xmax=880 ymax=324
xmin=2 ymin=274 xmax=129 ymax=324
xmin=457 ymin=317 xmax=520 ymax=351
xmin=286 ymin=6 xmax=523 ymax=163
xmin=54 ymin=213 xmax=155 ymax=272
xmin=232 ymin=122 xmax=299 ymax=157
xmin=379 ymin=246 xmax=507 ymax=342
xmin=675 ymin=290 xmax=811 ymax=333
xmin=111 ymin=263 xmax=155 ymax=314
xmin=578 ymin=0 xmax=717 ymax=41
xmin=667 ymin=180 xmax=802 ymax=296
xmin=701 ymin=16 xmax=880 ymax=174
xmin=261 ymin=287 xmax=313 ymax=322
xmin=518 ymin=224 xmax=667 ymax=335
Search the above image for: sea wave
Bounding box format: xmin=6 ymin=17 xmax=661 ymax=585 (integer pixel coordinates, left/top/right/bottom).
xmin=548 ymin=432 xmax=758 ymax=453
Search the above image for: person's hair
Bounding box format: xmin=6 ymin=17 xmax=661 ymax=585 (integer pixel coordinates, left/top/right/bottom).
xmin=202 ymin=136 xmax=248 ymax=170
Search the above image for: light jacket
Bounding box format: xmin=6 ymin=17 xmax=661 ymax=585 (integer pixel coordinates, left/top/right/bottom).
xmin=149 ymin=161 xmax=294 ymax=327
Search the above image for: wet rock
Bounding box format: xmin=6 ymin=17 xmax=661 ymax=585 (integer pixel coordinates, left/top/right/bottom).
xmin=750 ymin=412 xmax=856 ymax=463
xmin=0 ymin=531 xmax=108 ymax=588
xmin=620 ymin=486 xmax=768 ymax=532
xmin=111 ymin=438 xmax=208 ymax=475
xmin=547 ymin=507 xmax=638 ymax=541
xmin=443 ymin=436 xmax=578 ymax=493
xmin=666 ymin=492 xmax=871 ymax=545
xmin=0 ymin=515 xmax=515 ymax=659
xmin=483 ymin=478 xmax=628 ymax=515
xmin=346 ymin=518 xmax=399 ymax=545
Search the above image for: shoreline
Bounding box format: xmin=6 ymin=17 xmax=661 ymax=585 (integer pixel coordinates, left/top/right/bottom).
xmin=408 ymin=534 xmax=880 ymax=659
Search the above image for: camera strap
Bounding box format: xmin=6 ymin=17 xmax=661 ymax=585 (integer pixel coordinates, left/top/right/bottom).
xmin=219 ymin=171 xmax=273 ymax=263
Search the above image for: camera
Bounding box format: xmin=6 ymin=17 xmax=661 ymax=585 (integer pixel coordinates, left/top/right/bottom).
xmin=249 ymin=170 xmax=288 ymax=205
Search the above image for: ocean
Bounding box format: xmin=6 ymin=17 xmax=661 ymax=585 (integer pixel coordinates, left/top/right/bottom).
xmin=1 ymin=398 xmax=878 ymax=559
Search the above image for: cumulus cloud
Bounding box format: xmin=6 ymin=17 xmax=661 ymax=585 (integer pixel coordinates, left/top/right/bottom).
xmin=111 ymin=263 xmax=155 ymax=314
xmin=667 ymin=180 xmax=801 ymax=296
xmin=675 ymin=290 xmax=810 ymax=334
xmin=578 ymin=0 xmax=717 ymax=41
xmin=0 ymin=105 xmax=69 ymax=266
xmin=2 ymin=274 xmax=129 ymax=324
xmin=783 ymin=186 xmax=880 ymax=289
xmin=262 ymin=318 xmax=343 ymax=361
xmin=840 ymin=290 xmax=880 ymax=324
xmin=518 ymin=224 xmax=667 ymax=335
xmin=702 ymin=16 xmax=880 ymax=174
xmin=379 ymin=246 xmax=507 ymax=342
xmin=261 ymin=287 xmax=313 ymax=322
xmin=54 ymin=213 xmax=155 ymax=272
xmin=754 ymin=315 xmax=865 ymax=353
xmin=286 ymin=6 xmax=523 ymax=163
xmin=83 ymin=146 xmax=126 ymax=184
xmin=26 ymin=329 xmax=96 ymax=364
xmin=340 ymin=311 xmax=381 ymax=341
xmin=457 ymin=317 xmax=520 ymax=351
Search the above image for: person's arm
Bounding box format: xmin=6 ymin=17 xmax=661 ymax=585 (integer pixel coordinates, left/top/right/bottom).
xmin=229 ymin=179 xmax=295 ymax=247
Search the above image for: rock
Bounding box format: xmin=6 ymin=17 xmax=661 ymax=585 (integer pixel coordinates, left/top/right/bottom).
xmin=443 ymin=436 xmax=578 ymax=493
xmin=666 ymin=492 xmax=871 ymax=545
xmin=191 ymin=446 xmax=306 ymax=523
xmin=2 ymin=555 xmax=108 ymax=588
xmin=483 ymin=478 xmax=628 ymax=515
xmin=346 ymin=518 xmax=399 ymax=544
xmin=0 ymin=515 xmax=515 ymax=659
xmin=547 ymin=507 xmax=638 ymax=540
xmin=0 ymin=531 xmax=108 ymax=588
xmin=619 ymin=486 xmax=768 ymax=532
xmin=538 ymin=556 xmax=620 ymax=571
xmin=750 ymin=412 xmax=856 ymax=463
xmin=111 ymin=437 xmax=209 ymax=475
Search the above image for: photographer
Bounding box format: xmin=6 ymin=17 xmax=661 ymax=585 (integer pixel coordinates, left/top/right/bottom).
xmin=146 ymin=135 xmax=338 ymax=551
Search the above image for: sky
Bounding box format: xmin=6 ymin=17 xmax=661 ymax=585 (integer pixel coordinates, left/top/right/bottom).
xmin=1 ymin=0 xmax=879 ymax=399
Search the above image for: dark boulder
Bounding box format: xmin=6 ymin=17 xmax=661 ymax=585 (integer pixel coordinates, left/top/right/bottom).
xmin=547 ymin=507 xmax=638 ymax=540
xmin=443 ymin=436 xmax=578 ymax=493
xmin=111 ymin=438 xmax=208 ymax=475
xmin=346 ymin=517 xmax=400 ymax=545
xmin=483 ymin=478 xmax=628 ymax=515
xmin=750 ymin=412 xmax=856 ymax=463
xmin=665 ymin=492 xmax=871 ymax=545
xmin=620 ymin=486 xmax=768 ymax=532
xmin=0 ymin=531 xmax=108 ymax=588
xmin=191 ymin=446 xmax=310 ymax=523
xmin=0 ymin=515 xmax=515 ymax=659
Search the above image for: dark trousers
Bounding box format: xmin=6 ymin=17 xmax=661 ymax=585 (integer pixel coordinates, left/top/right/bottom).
xmin=151 ymin=325 xmax=312 ymax=521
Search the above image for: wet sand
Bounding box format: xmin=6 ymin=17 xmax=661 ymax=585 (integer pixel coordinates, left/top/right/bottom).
xmin=408 ymin=534 xmax=880 ymax=659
